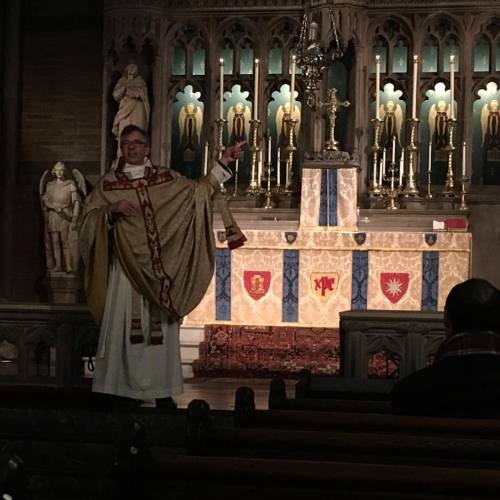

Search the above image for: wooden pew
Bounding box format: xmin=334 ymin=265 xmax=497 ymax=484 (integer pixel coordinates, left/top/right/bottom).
xmin=146 ymin=454 xmax=500 ymax=499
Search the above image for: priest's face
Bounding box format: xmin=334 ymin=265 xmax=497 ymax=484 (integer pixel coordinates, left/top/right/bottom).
xmin=121 ymin=130 xmax=150 ymax=165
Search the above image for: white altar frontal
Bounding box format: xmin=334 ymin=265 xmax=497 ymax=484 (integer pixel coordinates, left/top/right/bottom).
xmin=185 ymin=160 xmax=471 ymax=329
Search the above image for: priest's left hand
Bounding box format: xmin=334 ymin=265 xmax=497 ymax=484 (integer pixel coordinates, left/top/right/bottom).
xmin=220 ymin=141 xmax=246 ymax=166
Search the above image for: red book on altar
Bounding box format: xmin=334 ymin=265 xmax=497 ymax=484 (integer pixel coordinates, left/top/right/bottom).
xmin=445 ymin=218 xmax=468 ymax=230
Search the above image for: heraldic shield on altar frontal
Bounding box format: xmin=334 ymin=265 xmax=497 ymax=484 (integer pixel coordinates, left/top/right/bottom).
xmin=310 ymin=272 xmax=339 ymax=303
xmin=243 ymin=271 xmax=271 ymax=301
xmin=380 ymin=273 xmax=409 ymax=304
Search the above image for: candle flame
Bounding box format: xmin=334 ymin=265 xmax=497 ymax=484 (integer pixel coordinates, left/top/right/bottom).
xmin=375 ymin=55 xmax=381 ymax=62
xmin=219 ymin=58 xmax=224 ymax=64
xmin=413 ymin=54 xmax=419 ymax=63
xmin=449 ymin=55 xmax=455 ymax=63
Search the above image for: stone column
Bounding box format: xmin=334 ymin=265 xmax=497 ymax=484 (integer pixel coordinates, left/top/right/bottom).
xmin=0 ymin=0 xmax=22 ymax=298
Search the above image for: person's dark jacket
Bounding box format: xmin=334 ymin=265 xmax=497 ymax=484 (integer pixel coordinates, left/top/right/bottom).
xmin=391 ymin=330 xmax=500 ymax=417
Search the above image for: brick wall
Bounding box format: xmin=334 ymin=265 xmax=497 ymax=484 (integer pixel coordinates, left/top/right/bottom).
xmin=13 ymin=0 xmax=103 ymax=300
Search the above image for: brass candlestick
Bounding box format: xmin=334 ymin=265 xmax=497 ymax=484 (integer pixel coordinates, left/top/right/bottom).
xmin=458 ymin=175 xmax=468 ymax=211
xmin=426 ymin=168 xmax=433 ymax=199
xmin=284 ymin=116 xmax=297 ymax=193
xmin=263 ymin=161 xmax=274 ymax=209
xmin=386 ymin=161 xmax=399 ymax=210
xmin=319 ymin=88 xmax=350 ymax=151
xmin=246 ymin=118 xmax=261 ymax=195
xmin=215 ymin=118 xmax=228 ymax=193
xmin=442 ymin=117 xmax=457 ymax=196
xmin=404 ymin=118 xmax=420 ymax=197
xmin=214 ymin=118 xmax=227 ymax=160
xmin=369 ymin=118 xmax=382 ymax=195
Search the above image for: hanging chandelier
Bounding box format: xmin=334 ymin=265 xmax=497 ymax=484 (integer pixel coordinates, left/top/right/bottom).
xmin=294 ymin=3 xmax=343 ymax=107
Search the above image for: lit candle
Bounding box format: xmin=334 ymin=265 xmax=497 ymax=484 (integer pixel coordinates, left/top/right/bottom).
xmin=290 ymin=55 xmax=296 ymax=112
xmin=267 ymin=136 xmax=272 ymax=165
xmin=382 ymin=147 xmax=386 ymax=177
xmin=391 ymin=136 xmax=396 ymax=163
xmin=219 ymin=58 xmax=224 ymax=120
xmin=462 ymin=141 xmax=466 ymax=177
xmin=375 ymin=55 xmax=381 ymax=120
xmin=277 ymin=148 xmax=281 ymax=186
xmin=235 ymin=157 xmax=239 ymax=175
xmin=253 ymin=59 xmax=259 ymax=120
xmin=203 ymin=141 xmax=209 ymax=176
xmin=428 ymin=141 xmax=432 ymax=173
xmin=449 ymin=55 xmax=455 ymax=120
xmin=399 ymin=149 xmax=404 ymax=186
xmin=412 ymin=54 xmax=418 ymax=119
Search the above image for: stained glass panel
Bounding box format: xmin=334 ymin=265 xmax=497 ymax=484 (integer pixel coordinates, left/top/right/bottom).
xmin=422 ymin=44 xmax=437 ymax=73
xmin=269 ymin=45 xmax=283 ymax=74
xmin=192 ymin=48 xmax=206 ymax=76
xmin=392 ymin=40 xmax=408 ymax=74
xmin=474 ymin=39 xmax=490 ymax=72
xmin=172 ymin=44 xmax=186 ymax=76
xmin=222 ymin=44 xmax=234 ymax=75
xmin=240 ymin=46 xmax=253 ymax=75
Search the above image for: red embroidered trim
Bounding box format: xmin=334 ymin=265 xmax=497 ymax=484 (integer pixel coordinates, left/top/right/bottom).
xmin=103 ymin=170 xmax=173 ymax=191
xmin=134 ymin=183 xmax=179 ymax=317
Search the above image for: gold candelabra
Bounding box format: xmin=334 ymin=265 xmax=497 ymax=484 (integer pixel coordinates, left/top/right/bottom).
xmin=319 ymin=88 xmax=350 ymax=151
xmin=369 ymin=118 xmax=382 ymax=195
xmin=403 ymin=118 xmax=420 ymax=196
xmin=246 ymin=118 xmax=261 ymax=195
xmin=284 ymin=116 xmax=297 ymax=193
xmin=442 ymin=117 xmax=457 ymax=196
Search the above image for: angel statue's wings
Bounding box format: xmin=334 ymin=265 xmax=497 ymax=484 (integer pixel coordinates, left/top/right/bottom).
xmin=39 ymin=170 xmax=50 ymax=204
xmin=428 ymin=104 xmax=437 ymax=139
xmin=194 ymin=106 xmax=203 ymax=143
xmin=481 ymin=102 xmax=490 ymax=147
xmin=379 ymin=104 xmax=387 ymax=121
xmin=394 ymin=104 xmax=403 ymax=145
xmin=72 ymin=169 xmax=87 ymax=197
xmin=292 ymin=104 xmax=301 ymax=139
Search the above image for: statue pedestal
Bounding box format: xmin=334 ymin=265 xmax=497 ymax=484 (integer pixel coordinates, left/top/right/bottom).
xmin=47 ymin=272 xmax=81 ymax=304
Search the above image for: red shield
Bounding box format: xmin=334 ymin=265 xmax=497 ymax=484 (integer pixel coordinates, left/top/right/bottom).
xmin=243 ymin=271 xmax=271 ymax=301
xmin=380 ymin=273 xmax=409 ymax=304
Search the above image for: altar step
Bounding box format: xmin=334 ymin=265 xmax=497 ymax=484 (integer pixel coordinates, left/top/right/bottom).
xmin=180 ymin=324 xmax=205 ymax=378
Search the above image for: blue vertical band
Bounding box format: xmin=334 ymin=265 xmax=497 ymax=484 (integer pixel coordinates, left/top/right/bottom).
xmin=421 ymin=251 xmax=439 ymax=311
xmin=319 ymin=168 xmax=338 ymax=226
xmin=282 ymin=250 xmax=299 ymax=322
xmin=215 ymin=248 xmax=231 ymax=320
xmin=351 ymin=251 xmax=368 ymax=310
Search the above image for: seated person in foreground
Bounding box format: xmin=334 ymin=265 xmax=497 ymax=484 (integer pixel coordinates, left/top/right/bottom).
xmin=391 ymin=278 xmax=500 ymax=417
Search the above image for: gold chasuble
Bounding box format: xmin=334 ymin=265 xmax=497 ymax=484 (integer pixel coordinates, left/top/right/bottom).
xmin=80 ymin=163 xmax=243 ymax=327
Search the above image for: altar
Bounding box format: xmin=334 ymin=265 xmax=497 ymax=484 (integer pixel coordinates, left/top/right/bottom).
xmin=185 ymin=162 xmax=471 ymax=331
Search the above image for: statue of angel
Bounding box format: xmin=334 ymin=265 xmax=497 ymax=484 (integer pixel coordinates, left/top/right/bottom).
xmin=428 ymin=100 xmax=450 ymax=150
xmin=179 ymin=102 xmax=203 ymax=162
xmin=227 ymin=101 xmax=251 ymax=145
xmin=276 ymin=101 xmax=301 ymax=151
xmin=481 ymin=98 xmax=500 ymax=153
xmin=379 ymin=100 xmax=403 ymax=149
xmin=39 ymin=162 xmax=86 ymax=275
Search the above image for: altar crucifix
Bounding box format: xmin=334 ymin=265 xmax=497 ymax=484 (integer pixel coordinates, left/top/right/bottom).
xmin=319 ymin=88 xmax=350 ymax=151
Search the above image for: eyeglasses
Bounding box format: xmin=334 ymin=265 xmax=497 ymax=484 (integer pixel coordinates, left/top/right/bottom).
xmin=121 ymin=140 xmax=147 ymax=148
